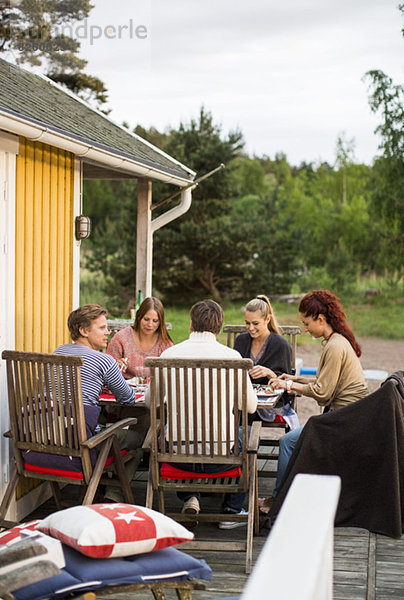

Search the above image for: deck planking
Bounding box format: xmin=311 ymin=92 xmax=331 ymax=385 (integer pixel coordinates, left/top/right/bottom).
xmin=20 ymin=460 xmax=404 ymax=600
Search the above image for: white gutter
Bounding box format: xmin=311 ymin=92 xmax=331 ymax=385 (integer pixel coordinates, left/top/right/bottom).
xmin=0 ymin=111 xmax=195 ymax=187
xmin=151 ymin=185 xmax=195 ymax=233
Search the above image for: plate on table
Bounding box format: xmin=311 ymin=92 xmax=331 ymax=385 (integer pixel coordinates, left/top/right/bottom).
xmin=127 ymin=381 xmax=148 ymax=402
xmin=127 ymin=377 xmax=148 ymax=389
xmin=255 ymin=386 xmax=283 ymax=404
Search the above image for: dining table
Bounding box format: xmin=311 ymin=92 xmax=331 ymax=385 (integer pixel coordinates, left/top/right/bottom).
xmin=255 ymin=386 xmax=284 ymax=409
xmin=98 ymin=380 xmax=149 ymax=438
xmin=99 ymin=384 xmax=283 ymax=413
xmin=99 ymin=377 xmax=148 ymax=407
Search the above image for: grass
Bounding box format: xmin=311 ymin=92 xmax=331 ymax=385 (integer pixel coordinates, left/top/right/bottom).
xmin=347 ymin=300 xmax=404 ymax=340
xmin=165 ymin=297 xmax=404 ymax=345
xmin=80 ymin=268 xmax=404 ymax=342
xmin=166 ymin=302 xmax=312 ymax=346
xmin=166 ymin=304 xmax=250 ymax=345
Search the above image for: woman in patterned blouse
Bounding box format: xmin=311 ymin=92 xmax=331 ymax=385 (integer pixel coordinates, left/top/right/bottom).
xmin=107 ymin=297 xmax=173 ymax=380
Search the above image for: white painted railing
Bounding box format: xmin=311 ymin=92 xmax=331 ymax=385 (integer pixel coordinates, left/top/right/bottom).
xmin=242 ymin=474 xmax=341 ymax=600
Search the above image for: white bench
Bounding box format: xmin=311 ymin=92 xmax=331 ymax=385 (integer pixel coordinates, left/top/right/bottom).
xmin=242 ymin=474 xmax=341 ymax=600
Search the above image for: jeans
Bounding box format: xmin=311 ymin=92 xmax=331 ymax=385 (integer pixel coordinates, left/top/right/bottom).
xmin=273 ymin=425 xmax=304 ymax=497
xmin=176 ymin=426 xmax=248 ymax=513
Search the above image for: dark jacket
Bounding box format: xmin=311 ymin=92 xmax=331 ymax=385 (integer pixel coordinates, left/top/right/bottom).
xmin=234 ymin=331 xmax=292 ymax=385
xmin=268 ymin=378 xmax=404 ymax=538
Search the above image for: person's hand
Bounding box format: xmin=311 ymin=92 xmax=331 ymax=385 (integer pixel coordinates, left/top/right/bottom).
xmin=249 ymin=365 xmax=276 ymax=380
xmin=270 ymin=373 xmax=297 ymax=382
xmin=117 ymin=357 xmax=128 ymax=373
xmin=270 ymin=377 xmax=288 ymax=391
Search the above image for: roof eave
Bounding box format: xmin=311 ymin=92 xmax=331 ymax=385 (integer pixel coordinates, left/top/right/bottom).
xmin=0 ymin=109 xmax=195 ymax=187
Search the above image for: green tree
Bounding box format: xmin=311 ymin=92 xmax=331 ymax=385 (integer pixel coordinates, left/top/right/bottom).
xmin=82 ymin=178 xmax=138 ymax=314
xmin=0 ymin=0 xmax=107 ymax=105
xmin=284 ymin=157 xmax=375 ymax=293
xmin=232 ymin=155 xmax=270 ymax=197
xmin=153 ymin=107 xmax=247 ymax=303
xmin=231 ymin=191 xmax=302 ymax=297
xmin=364 ymin=70 xmax=404 ymax=229
xmin=362 ymin=5 xmax=404 ymax=280
xmin=335 ymin=133 xmax=356 ymax=204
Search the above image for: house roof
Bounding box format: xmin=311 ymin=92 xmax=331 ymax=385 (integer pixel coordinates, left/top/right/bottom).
xmin=0 ymin=58 xmax=195 ymax=183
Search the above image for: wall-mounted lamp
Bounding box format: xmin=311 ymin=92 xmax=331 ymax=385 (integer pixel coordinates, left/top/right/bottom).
xmin=75 ymin=215 xmax=92 ymax=240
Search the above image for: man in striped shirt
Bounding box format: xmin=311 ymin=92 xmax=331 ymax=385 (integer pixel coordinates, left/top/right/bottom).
xmin=54 ymin=304 xmax=142 ymax=501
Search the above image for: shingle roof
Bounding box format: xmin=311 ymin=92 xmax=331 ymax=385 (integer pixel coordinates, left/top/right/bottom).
xmin=0 ymin=58 xmax=194 ymax=182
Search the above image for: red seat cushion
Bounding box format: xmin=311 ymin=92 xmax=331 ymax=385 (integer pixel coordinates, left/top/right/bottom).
xmin=24 ymin=450 xmax=129 ymax=480
xmin=160 ymin=462 xmax=241 ymax=480
xmin=104 ymin=449 xmax=128 ymax=467
xmin=24 ymin=463 xmax=85 ymax=480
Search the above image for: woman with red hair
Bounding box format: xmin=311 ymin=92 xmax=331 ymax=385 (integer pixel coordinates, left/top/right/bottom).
xmin=259 ymin=289 xmax=368 ymax=513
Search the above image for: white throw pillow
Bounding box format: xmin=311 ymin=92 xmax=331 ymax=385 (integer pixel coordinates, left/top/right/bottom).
xmin=37 ymin=504 xmax=194 ymax=558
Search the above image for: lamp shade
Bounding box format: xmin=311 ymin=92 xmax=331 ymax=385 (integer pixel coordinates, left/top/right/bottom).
xmin=75 ymin=215 xmax=91 ymax=240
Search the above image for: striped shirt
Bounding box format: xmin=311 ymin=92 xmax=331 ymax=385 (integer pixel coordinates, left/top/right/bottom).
xmin=54 ymin=343 xmax=136 ymax=406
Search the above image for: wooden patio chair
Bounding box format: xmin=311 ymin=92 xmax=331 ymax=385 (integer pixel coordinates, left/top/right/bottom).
xmin=0 ymin=350 xmax=138 ymax=529
xmin=143 ymin=356 xmax=261 ymax=574
xmin=107 ymin=319 xmax=172 ymax=344
xmin=223 ymin=324 xmax=301 ymax=372
xmin=223 ymin=324 xmax=301 ymax=479
xmin=0 ymin=536 xmax=61 ymax=600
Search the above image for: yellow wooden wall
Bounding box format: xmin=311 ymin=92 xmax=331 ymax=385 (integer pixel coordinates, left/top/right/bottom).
xmin=15 ymin=138 xmax=75 ymax=352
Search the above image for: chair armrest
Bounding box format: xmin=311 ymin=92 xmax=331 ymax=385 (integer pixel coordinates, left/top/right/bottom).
xmin=247 ymin=421 xmax=261 ymax=453
xmin=81 ymin=418 xmax=137 ymax=449
xmin=142 ymin=421 xmax=159 ymax=450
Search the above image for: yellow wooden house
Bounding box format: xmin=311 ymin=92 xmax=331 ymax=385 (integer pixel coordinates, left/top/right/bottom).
xmin=0 ymin=57 xmax=195 ymax=520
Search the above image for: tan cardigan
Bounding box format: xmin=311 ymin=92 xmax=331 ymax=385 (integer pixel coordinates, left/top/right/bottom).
xmin=300 ymin=333 xmax=368 ymax=410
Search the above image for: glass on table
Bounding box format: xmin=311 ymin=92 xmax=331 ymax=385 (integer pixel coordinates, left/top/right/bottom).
xmin=137 ymin=366 xmax=150 ymax=385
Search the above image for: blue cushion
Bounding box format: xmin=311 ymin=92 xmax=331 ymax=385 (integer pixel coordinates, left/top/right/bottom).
xmin=13 ymin=545 xmax=212 ymax=600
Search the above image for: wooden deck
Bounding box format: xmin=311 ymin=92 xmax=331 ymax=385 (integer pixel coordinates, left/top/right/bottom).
xmin=23 ymin=455 xmax=404 ymax=600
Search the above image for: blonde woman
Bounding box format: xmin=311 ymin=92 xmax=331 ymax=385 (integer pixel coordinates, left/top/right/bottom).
xmin=234 ymin=295 xmax=299 ymax=428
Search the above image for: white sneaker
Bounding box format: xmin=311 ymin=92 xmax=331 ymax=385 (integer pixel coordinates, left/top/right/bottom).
xmin=219 ymin=508 xmax=248 ymax=529
xmin=181 ymin=496 xmax=200 ymax=514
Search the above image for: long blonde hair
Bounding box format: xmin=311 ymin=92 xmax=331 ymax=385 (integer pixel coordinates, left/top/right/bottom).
xmin=244 ymin=295 xmax=281 ymax=334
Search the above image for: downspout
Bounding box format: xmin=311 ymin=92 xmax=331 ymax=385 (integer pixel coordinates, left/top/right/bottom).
xmin=139 ymin=186 xmax=194 ymax=297
xmin=145 ymin=166 xmax=223 ymax=292
xmin=151 ymin=186 xmax=194 ymax=234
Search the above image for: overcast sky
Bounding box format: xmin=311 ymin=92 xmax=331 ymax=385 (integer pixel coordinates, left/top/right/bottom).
xmin=75 ymin=1 xmax=403 ymax=166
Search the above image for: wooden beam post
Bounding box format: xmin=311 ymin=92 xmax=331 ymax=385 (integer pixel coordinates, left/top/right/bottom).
xmin=136 ymin=178 xmax=152 ymax=297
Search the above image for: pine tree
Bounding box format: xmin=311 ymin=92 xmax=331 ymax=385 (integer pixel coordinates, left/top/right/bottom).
xmin=0 ymin=0 xmax=107 ymax=105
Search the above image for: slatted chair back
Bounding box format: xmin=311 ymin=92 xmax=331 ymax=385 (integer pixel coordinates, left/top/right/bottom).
xmin=144 ymin=356 xmax=260 ymax=574
xmin=148 ymin=357 xmax=251 ymax=470
xmin=107 ymin=319 xmax=172 ymax=344
xmin=223 ymin=325 xmax=301 ymax=480
xmin=1 ymin=350 xmax=137 ymax=526
xmin=3 ymin=350 xmax=94 ymax=482
xmin=223 ymin=324 xmax=301 ymax=370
